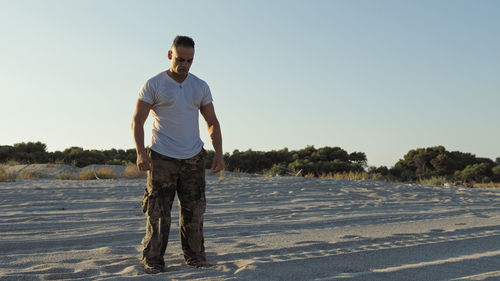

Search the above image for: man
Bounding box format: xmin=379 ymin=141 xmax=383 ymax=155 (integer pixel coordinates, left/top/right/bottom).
xmin=132 ymin=35 xmax=224 ymax=274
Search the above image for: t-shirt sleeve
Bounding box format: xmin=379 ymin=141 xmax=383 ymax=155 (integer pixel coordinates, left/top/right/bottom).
xmin=138 ymin=80 xmax=155 ymax=105
xmin=201 ymin=82 xmax=213 ymax=106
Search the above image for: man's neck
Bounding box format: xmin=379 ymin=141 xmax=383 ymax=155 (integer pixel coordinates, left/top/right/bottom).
xmin=166 ymin=69 xmax=188 ymax=83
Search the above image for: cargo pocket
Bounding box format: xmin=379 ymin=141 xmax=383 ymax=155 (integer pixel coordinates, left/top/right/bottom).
xmin=142 ymin=191 xmax=161 ymax=218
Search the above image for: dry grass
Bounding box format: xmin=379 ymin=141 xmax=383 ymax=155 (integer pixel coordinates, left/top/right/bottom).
xmin=17 ymin=170 xmax=44 ymax=180
xmin=124 ymin=163 xmax=146 ymax=178
xmin=79 ymin=170 xmax=96 ymax=180
xmin=79 ymin=168 xmax=116 ymax=180
xmin=304 ymin=172 xmax=316 ymax=178
xmin=96 ymin=168 xmax=116 ymax=179
xmin=319 ymin=171 xmax=383 ymax=181
xmin=0 ymin=166 xmax=16 ymax=182
xmin=288 ymin=171 xmax=384 ymax=180
xmin=470 ymin=182 xmax=500 ymax=188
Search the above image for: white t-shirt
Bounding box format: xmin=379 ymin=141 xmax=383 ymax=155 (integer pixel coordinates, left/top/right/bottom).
xmin=138 ymin=71 xmax=213 ymax=159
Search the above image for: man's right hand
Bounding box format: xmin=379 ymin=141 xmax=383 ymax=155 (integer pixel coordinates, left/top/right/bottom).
xmin=136 ymin=151 xmax=153 ymax=171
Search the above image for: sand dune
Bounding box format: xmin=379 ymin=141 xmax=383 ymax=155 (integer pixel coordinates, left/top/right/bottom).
xmin=2 ymin=164 xmax=128 ymax=179
xmin=1 ymin=171 xmax=500 ymax=280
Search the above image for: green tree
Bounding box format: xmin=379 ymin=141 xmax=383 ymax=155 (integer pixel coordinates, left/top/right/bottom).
xmin=311 ymin=146 xmax=349 ymax=162
xmin=393 ymin=146 xmax=495 ymax=182
xmin=349 ymin=152 xmax=367 ymax=167
xmin=368 ymin=166 xmax=389 ymax=176
xmin=454 ymin=163 xmax=493 ymax=183
xmin=12 ymin=142 xmax=49 ymax=163
xmin=492 ymin=165 xmax=500 ymax=181
xmin=0 ymin=145 xmax=14 ymax=162
xmin=294 ymin=145 xmax=317 ymax=160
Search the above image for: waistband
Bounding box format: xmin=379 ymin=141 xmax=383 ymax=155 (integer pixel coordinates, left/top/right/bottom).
xmin=149 ymin=147 xmax=205 ymax=162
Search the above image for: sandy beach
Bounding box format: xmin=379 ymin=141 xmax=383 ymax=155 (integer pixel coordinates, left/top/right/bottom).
xmin=1 ymin=171 xmax=500 ymax=280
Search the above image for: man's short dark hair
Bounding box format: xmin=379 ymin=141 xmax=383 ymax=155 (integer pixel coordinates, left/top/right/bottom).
xmin=172 ymin=35 xmax=195 ymax=49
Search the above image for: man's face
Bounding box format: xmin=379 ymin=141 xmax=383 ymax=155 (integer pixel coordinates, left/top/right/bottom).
xmin=168 ymin=46 xmax=194 ymax=76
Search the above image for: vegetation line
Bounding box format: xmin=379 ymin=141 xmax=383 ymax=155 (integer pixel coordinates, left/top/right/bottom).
xmin=1 ymin=142 xmax=499 ymax=186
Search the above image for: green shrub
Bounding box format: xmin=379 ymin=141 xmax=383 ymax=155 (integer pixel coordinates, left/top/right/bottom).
xmin=455 ymin=163 xmax=492 ymax=182
xmin=264 ymin=163 xmax=290 ymax=177
xmin=105 ymin=158 xmax=126 ymax=165
xmin=419 ymin=176 xmax=449 ymax=186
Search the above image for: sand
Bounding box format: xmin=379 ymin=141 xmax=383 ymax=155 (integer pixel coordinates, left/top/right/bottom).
xmin=1 ymin=170 xmax=500 ymax=280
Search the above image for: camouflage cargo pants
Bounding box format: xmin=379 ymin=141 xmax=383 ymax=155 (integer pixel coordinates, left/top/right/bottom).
xmin=141 ymin=148 xmax=207 ymax=268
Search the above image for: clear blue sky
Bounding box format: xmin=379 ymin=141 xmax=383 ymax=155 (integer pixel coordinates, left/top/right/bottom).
xmin=1 ymin=0 xmax=499 ymax=167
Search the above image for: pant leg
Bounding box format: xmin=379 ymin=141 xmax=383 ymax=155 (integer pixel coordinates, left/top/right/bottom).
xmin=141 ymin=150 xmax=179 ymax=267
xmin=177 ymin=149 xmax=207 ymax=263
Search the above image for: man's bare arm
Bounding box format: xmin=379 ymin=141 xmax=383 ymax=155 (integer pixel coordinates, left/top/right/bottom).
xmin=200 ymin=102 xmax=225 ymax=173
xmin=132 ymin=100 xmax=153 ymax=171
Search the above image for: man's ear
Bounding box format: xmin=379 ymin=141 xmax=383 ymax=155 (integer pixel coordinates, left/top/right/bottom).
xmin=167 ymin=49 xmax=172 ymax=60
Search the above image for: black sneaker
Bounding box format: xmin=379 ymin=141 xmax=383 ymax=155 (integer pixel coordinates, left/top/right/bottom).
xmin=185 ymin=260 xmax=209 ymax=268
xmin=143 ymin=263 xmax=165 ymax=274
